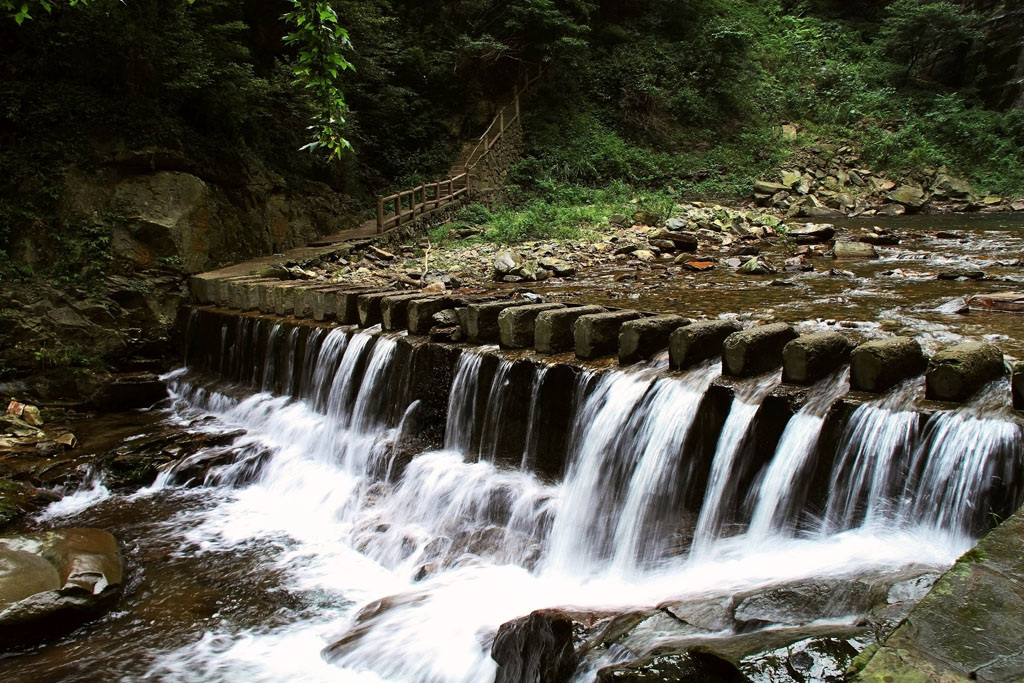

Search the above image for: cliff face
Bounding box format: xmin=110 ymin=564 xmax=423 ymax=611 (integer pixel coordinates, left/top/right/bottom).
xmin=965 ymin=0 xmax=1024 ymax=108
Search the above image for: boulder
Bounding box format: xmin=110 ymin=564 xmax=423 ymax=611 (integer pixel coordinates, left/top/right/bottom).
xmin=782 ymin=332 xmax=855 ymax=384
xmin=535 ymin=306 xmax=607 ymax=354
xmin=722 ymin=323 xmax=798 ymax=377
xmin=597 ymin=651 xmax=749 ymax=682
xmin=925 ymin=342 xmax=1006 ymax=402
xmin=754 ymin=180 xmax=790 ymax=195
xmin=498 ymin=304 xmax=566 ymax=349
xmin=619 ymin=315 xmax=690 ymax=365
xmin=931 ymin=172 xmax=973 ymax=199
xmin=1013 ymin=361 xmax=1023 ymax=411
xmin=632 ymin=210 xmax=662 ymax=226
xmin=462 ymin=300 xmax=536 ymax=344
xmin=0 ymin=528 xmax=124 ymax=647
xmin=734 ymin=579 xmax=875 ymax=628
xmin=493 ymin=251 xmax=524 ymax=279
xmin=788 ymin=223 xmax=836 ymax=244
xmin=833 ymin=241 xmax=878 ymax=260
xmin=632 ymin=249 xmax=656 ymax=263
xmin=738 ymin=257 xmax=777 ymax=275
xmin=887 ymin=185 xmax=928 ymax=209
xmin=575 ymin=310 xmax=643 ymax=360
xmin=670 ymin=320 xmax=742 ymax=370
xmin=538 ymin=258 xmax=576 ymax=278
xmin=492 ymin=609 xmax=588 ymax=683
xmin=850 ymin=337 xmax=927 ymax=393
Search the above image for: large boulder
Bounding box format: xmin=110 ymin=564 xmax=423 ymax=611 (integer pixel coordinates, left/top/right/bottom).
xmin=782 ymin=332 xmax=855 ymax=385
xmin=850 ymin=337 xmax=927 ymax=393
xmin=492 ymin=609 xmax=590 ymax=683
xmin=967 ymin=292 xmax=1024 ymax=313
xmin=787 ymin=223 xmax=835 ymax=245
xmin=0 ymin=528 xmax=124 ymax=648
xmin=669 ymin=320 xmax=742 ymax=370
xmin=649 ymin=230 xmax=698 ymax=252
xmin=925 ymin=342 xmax=1006 ymax=402
xmin=886 ymin=185 xmax=928 ymax=209
xmin=596 ymin=651 xmax=749 ymax=682
xmin=722 ymin=323 xmax=797 ymax=377
xmin=833 ymin=241 xmax=878 ymax=260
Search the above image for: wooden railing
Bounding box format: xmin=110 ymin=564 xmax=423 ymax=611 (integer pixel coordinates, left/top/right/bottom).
xmin=374 ymin=66 xmax=542 ymax=233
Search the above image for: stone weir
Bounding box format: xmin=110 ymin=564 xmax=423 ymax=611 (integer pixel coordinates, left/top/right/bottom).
xmin=181 ymin=296 xmax=1024 ymax=540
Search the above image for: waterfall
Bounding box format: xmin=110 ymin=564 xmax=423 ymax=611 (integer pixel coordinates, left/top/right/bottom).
xmin=690 ymin=372 xmax=781 ymax=554
xmin=746 ymin=367 xmax=850 ymax=540
xmin=28 ymin=308 xmax=1022 ymax=683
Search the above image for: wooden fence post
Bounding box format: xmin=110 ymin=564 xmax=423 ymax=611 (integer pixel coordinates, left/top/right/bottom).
xmin=377 ymin=197 xmax=384 ymax=233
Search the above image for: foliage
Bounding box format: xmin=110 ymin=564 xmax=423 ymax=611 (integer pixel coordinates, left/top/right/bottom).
xmin=876 ymin=0 xmax=980 ymax=79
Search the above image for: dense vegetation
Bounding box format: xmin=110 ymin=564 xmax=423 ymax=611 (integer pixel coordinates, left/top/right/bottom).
xmin=1 ymin=0 xmax=1021 ymax=271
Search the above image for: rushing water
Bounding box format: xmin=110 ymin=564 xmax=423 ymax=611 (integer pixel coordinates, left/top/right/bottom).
xmin=4 ymin=314 xmax=1023 ymax=682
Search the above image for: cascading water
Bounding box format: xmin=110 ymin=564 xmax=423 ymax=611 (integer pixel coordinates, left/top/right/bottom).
xmin=9 ymin=309 xmax=1023 ymax=683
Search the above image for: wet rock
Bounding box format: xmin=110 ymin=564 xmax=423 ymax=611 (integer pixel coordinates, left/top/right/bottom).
xmin=880 ymin=203 xmax=906 ymax=217
xmin=619 ymin=315 xmax=690 ymax=365
xmin=0 ymin=414 xmax=43 ymax=438
xmin=498 ymin=304 xmax=566 ymax=349
xmin=722 ymin=257 xmax=743 ymax=268
xmin=597 ymin=651 xmax=750 ymax=682
xmin=967 ymin=291 xmax=1024 ymax=312
xmin=833 ymin=241 xmax=878 ymax=260
xmin=925 ymin=342 xmax=1006 ymax=402
xmin=1012 ymin=361 xmax=1023 ymax=411
xmin=859 ymin=229 xmax=900 ymax=246
xmin=887 ymin=574 xmax=940 ymax=605
xmin=660 ymin=596 xmax=735 ymax=632
xmin=462 ymin=300 xmax=536 ymax=344
xmin=492 ymin=609 xmax=588 ymax=683
xmin=735 ymin=579 xmax=875 ymax=628
xmin=678 ymin=259 xmax=715 ymax=272
xmin=744 ymin=637 xmax=859 ymax=683
xmin=855 ymin=506 xmax=1024 ymax=682
xmin=850 ymin=337 xmax=927 ymax=393
xmin=670 ymin=320 xmax=742 ymax=370
xmin=887 ymin=185 xmax=927 ymax=209
xmin=35 ymin=440 xmax=66 ymax=458
xmin=0 ymin=528 xmax=124 ymax=648
xmin=632 ymin=249 xmax=656 ymax=263
xmin=738 ymin=257 xmax=777 ymax=275
xmin=5 ymin=401 xmax=43 ymax=427
xmin=649 ymin=230 xmax=698 ymax=252
xmin=723 ymin=323 xmax=797 ymax=377
xmin=575 ymin=311 xmax=643 ymax=360
xmin=432 ymin=309 xmax=459 ymax=327
xmin=782 ymin=332 xmax=855 ymax=385
xmin=429 ymin=326 xmax=462 ymax=343
xmin=934 ymin=231 xmax=963 ymax=239
xmin=937 ymin=268 xmax=985 ymax=281
xmin=933 ymin=297 xmax=970 ymax=315
xmin=535 ymin=306 xmax=607 ymax=355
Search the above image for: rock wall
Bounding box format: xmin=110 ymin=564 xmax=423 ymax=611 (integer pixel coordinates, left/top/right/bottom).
xmin=471 ymin=118 xmax=524 ymax=191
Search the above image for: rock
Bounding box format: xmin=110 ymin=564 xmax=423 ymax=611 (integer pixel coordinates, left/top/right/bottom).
xmin=860 ymin=230 xmax=900 ymax=246
xmin=925 ymin=342 xmax=1006 ymax=402
xmin=934 ymin=231 xmax=963 ymax=239
xmin=937 ymin=268 xmax=985 ymax=281
xmin=535 ymin=306 xmax=607 ymax=354
xmin=781 ymin=170 xmax=802 ymax=188
xmin=408 ymin=297 xmax=467 ymax=336
xmin=597 ymin=651 xmax=749 ymax=682
xmin=429 ymin=326 xmax=462 ymax=343
xmin=0 ymin=528 xmax=124 ymax=647
xmin=850 ymin=337 xmax=927 ymax=393
xmin=369 ymin=246 xmax=395 ymax=261
xmin=733 ymin=246 xmax=760 ymax=257
xmin=665 ymin=217 xmax=688 ymax=231
xmin=931 ymin=172 xmax=973 ymax=199
xmin=614 ymin=244 xmax=641 ymax=256
xmin=575 ymin=310 xmax=643 ymax=360
xmin=462 ymin=300 xmax=536 ymax=344
xmin=632 ymin=210 xmax=662 ymax=226
xmin=498 ymin=304 xmax=566 ymax=349
xmin=786 ymin=223 xmax=835 ymax=244
xmin=678 ymin=259 xmax=715 ymax=272
xmin=650 ymin=229 xmax=699 ymax=252
xmin=0 ymin=414 xmax=43 ymax=438
xmin=781 ymin=124 xmax=798 ymax=141
xmin=833 ymin=241 xmax=878 ymax=260
xmin=357 ymin=291 xmax=398 ymax=327
xmin=737 ymin=257 xmax=776 ymax=275
xmin=1011 ymin=201 xmax=1024 ymax=212
xmin=432 ymin=309 xmax=459 ymax=327
xmin=632 ymin=249 xmax=656 ymax=263
xmin=983 ymin=195 xmax=1003 ymax=205
xmin=722 ymin=323 xmax=798 ymax=377
xmin=54 ymin=432 xmax=79 ymax=449
xmin=670 ymin=320 xmax=742 ymax=370
xmin=380 ymin=293 xmax=436 ymax=331
xmin=422 ymin=281 xmax=447 ymax=293
xmin=619 ymin=315 xmax=690 ymax=365
xmin=802 ymin=205 xmax=840 ymax=218
xmin=933 ymin=297 xmax=970 ymax=315
xmin=782 ymin=332 xmax=855 ymax=385
xmin=609 ymin=213 xmax=630 ymax=227
xmin=493 ymin=251 xmax=523 ymax=279
xmin=887 ymin=185 xmax=928 ymax=209
xmin=1013 ymin=361 xmax=1023 ymax=411
xmin=880 ymin=203 xmax=906 ymax=217
xmin=854 ymin=506 xmax=1024 ymax=683
xmin=967 ymin=292 xmax=1024 ymax=312
xmin=6 ymin=401 xmax=43 ymax=427
xmin=735 ymin=579 xmax=875 ymax=627
xmin=35 ymin=441 xmax=66 ymax=458
xmin=492 ymin=609 xmax=589 ymax=683
xmin=754 ymin=180 xmax=790 ymax=195
xmin=538 ymin=258 xmax=576 ymax=278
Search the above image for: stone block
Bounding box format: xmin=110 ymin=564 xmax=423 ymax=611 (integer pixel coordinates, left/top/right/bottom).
xmin=535 ymin=306 xmax=606 ymax=354
xmin=925 ymin=342 xmax=1006 ymax=402
xmin=722 ymin=323 xmax=797 ymax=377
xmin=619 ymin=315 xmax=690 ymax=364
xmin=575 ymin=310 xmax=643 ymax=360
xmin=408 ymin=297 xmax=467 ymax=335
xmin=850 ymin=337 xmax=927 ymax=393
xmin=498 ymin=304 xmax=566 ymax=349
xmin=357 ymin=291 xmax=399 ymax=327
xmin=462 ymin=300 xmax=537 ymax=344
xmin=782 ymin=331 xmax=855 ymax=384
xmin=272 ymin=282 xmax=306 ymax=316
xmin=334 ymin=287 xmax=389 ymax=325
xmin=669 ymin=320 xmax=742 ymax=370
xmin=381 ymin=293 xmax=436 ymax=331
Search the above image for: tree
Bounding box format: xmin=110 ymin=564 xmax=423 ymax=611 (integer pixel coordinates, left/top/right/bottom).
xmin=877 ymin=0 xmax=980 ymax=79
xmin=3 ymin=0 xmax=354 ymax=157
